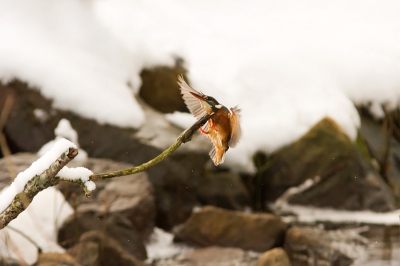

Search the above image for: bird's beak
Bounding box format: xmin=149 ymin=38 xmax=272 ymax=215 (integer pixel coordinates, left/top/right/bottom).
xmin=190 ymin=92 xmax=205 ymax=101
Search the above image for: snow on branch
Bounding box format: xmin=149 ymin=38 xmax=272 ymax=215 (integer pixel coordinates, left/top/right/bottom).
xmin=0 ymin=138 xmax=94 ymax=229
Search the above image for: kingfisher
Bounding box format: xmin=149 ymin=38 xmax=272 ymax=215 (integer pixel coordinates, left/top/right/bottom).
xmin=178 ymin=75 xmax=241 ymax=165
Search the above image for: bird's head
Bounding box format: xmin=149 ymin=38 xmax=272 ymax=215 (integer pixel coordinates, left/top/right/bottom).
xmin=190 ymin=92 xmax=222 ymax=112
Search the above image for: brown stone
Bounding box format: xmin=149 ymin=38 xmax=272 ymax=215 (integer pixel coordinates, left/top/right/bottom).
xmin=182 ymin=246 xmax=253 ymax=265
xmin=139 ymin=63 xmax=188 ymax=113
xmin=196 ymin=171 xmax=251 ymax=210
xmin=76 ymin=230 xmax=142 ymax=266
xmin=257 ymin=247 xmax=291 ymax=266
xmin=174 ymin=206 xmax=287 ymax=252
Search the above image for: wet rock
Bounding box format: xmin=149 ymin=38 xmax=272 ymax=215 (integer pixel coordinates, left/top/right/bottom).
xmin=257 ymin=247 xmax=291 ymax=266
xmin=260 ymin=117 xmax=395 ymax=212
xmin=139 ymin=64 xmax=188 ymax=113
xmin=196 ymin=171 xmax=251 ymax=210
xmin=70 ymin=230 xmax=142 ymax=266
xmin=174 ymin=206 xmax=287 ymax=252
xmin=34 ymin=253 xmax=79 ymax=266
xmin=284 ymin=226 xmax=354 ymax=266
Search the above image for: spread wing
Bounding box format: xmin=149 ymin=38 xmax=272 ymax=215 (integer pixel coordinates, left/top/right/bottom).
xmin=228 ymin=106 xmax=242 ymax=148
xmin=178 ymin=75 xmax=207 ymax=120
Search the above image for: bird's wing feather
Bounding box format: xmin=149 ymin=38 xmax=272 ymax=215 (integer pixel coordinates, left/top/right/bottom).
xmin=209 ymin=146 xmax=225 ymax=166
xmin=178 ymin=75 xmax=207 ymax=120
xmin=228 ymin=106 xmax=242 ymax=148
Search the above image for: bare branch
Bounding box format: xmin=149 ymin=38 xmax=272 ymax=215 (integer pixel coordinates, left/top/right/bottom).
xmin=90 ymin=113 xmax=213 ymax=180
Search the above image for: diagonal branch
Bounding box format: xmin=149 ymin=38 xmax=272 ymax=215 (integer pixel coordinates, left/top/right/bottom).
xmin=0 ymin=148 xmax=78 ymax=229
xmin=90 ymin=113 xmax=213 ymax=180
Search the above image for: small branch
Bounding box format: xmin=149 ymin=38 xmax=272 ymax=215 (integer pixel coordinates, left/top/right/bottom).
xmin=58 ymin=177 xmax=93 ymax=198
xmin=0 ymin=148 xmax=78 ymax=229
xmin=90 ymin=113 xmax=213 ymax=180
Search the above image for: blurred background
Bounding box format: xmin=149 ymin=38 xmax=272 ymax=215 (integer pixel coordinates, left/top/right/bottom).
xmin=0 ymin=0 xmax=400 ymax=265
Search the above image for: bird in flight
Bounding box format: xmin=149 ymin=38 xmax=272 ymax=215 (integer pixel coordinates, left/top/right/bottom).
xmin=178 ymin=75 xmax=242 ymax=165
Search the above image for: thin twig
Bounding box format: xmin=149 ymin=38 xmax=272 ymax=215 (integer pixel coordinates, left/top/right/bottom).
xmin=90 ymin=113 xmax=213 ymax=180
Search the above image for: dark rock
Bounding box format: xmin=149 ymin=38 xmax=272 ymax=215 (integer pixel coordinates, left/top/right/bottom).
xmin=34 ymin=253 xmax=79 ymax=266
xmin=257 ymin=247 xmax=291 ymax=266
xmin=196 ymin=171 xmax=251 ymax=210
xmin=72 ymin=230 xmax=142 ymax=266
xmin=148 ymin=152 xmax=210 ymax=230
xmin=58 ymin=162 xmax=154 ymax=260
xmin=174 ymin=206 xmax=287 ymax=252
xmin=139 ymin=64 xmax=188 ymax=113
xmin=284 ymin=226 xmax=354 ymax=266
xmin=358 ymin=115 xmax=400 ymax=201
xmin=0 ymin=78 xmax=213 ymax=231
xmin=59 ymin=212 xmax=147 ymax=260
xmin=260 ymin=117 xmax=395 ymax=212
xmin=67 ymin=241 xmax=99 ymax=266
xmin=0 ymin=80 xmax=57 ymax=154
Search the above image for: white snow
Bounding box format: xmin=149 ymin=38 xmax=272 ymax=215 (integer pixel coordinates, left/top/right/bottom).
xmin=146 ymin=227 xmax=194 ymax=260
xmin=165 ymin=111 xmax=196 ymax=130
xmin=58 ymin=166 xmax=96 ymax=191
xmin=1 ymin=0 xmax=400 ymax=170
xmin=272 ymin=177 xmax=400 ymax=225
xmin=277 ymin=203 xmax=400 ymax=226
xmin=38 ymin=118 xmax=88 ymax=161
xmin=0 ymin=138 xmax=76 ymax=214
xmin=0 ymin=0 xmax=144 ymax=128
xmin=0 ymin=187 xmax=74 ymax=265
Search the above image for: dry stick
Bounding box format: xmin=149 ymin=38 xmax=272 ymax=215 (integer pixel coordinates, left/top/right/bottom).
xmin=0 ymin=148 xmax=78 ymax=229
xmin=90 ymin=113 xmax=213 ymax=180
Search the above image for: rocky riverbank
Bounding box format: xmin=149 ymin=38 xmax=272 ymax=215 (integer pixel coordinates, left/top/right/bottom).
xmin=0 ymin=70 xmax=399 ymax=265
